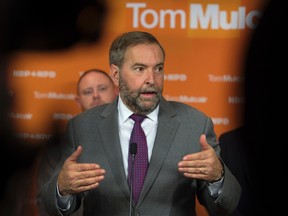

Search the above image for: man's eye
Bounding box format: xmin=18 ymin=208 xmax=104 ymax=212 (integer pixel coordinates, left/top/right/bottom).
xmin=83 ymin=90 xmax=93 ymax=95
xmin=98 ymin=87 xmax=108 ymax=92
xmin=154 ymin=66 xmax=164 ymax=73
xmin=135 ymin=66 xmax=145 ymax=72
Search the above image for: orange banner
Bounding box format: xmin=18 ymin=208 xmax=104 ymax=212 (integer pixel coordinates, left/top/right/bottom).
xmin=7 ymin=0 xmax=265 ymax=146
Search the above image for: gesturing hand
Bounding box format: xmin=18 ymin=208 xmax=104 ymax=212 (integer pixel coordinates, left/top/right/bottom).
xmin=57 ymin=146 xmax=106 ymax=196
xmin=178 ymin=134 xmax=223 ymax=182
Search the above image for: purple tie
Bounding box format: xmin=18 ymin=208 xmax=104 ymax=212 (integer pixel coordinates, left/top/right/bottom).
xmin=128 ymin=114 xmax=149 ymax=205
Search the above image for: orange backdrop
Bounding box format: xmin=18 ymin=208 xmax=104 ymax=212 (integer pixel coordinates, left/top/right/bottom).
xmin=7 ymin=0 xmax=265 ymax=144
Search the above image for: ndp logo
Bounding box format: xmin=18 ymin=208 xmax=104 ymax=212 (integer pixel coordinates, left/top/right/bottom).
xmin=126 ymin=2 xmax=262 ymax=37
xmin=13 ymin=70 xmax=56 ymax=78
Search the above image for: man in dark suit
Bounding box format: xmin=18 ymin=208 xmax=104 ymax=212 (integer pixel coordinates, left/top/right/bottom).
xmin=218 ymin=1 xmax=285 ymax=215
xmin=40 ymin=31 xmax=241 ymax=216
xmin=218 ymin=126 xmax=256 ymax=216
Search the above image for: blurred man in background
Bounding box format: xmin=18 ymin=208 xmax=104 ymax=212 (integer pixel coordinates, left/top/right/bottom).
xmin=75 ymin=68 xmax=119 ymax=112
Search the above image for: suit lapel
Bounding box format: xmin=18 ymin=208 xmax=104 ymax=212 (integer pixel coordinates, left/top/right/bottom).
xmin=137 ymin=99 xmax=179 ymax=206
xmin=99 ymin=99 xmax=131 ymax=199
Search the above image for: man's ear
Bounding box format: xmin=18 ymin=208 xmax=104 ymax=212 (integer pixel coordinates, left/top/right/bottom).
xmin=75 ymin=95 xmax=81 ymax=108
xmin=110 ymin=64 xmax=119 ymax=86
xmin=114 ymin=86 xmax=119 ymax=96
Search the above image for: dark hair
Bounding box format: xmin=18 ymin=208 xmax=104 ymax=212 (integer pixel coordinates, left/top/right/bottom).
xmin=77 ymin=68 xmax=113 ymax=93
xmin=109 ymin=31 xmax=165 ymax=68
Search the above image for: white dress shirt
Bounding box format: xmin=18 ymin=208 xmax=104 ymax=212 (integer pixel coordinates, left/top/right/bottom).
xmin=117 ymin=95 xmax=158 ymax=177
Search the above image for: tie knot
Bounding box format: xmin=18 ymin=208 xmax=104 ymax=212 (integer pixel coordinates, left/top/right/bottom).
xmin=130 ymin=114 xmax=146 ymax=123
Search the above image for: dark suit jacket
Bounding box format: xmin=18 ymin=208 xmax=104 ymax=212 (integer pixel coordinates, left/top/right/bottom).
xmin=218 ymin=127 xmax=257 ymax=216
xmin=40 ymin=97 xmax=241 ymax=216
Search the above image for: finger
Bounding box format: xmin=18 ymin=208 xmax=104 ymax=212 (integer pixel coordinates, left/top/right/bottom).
xmin=178 ymin=166 xmax=209 ymax=181
xmin=69 ymin=145 xmax=83 ymax=162
xmin=74 ymin=163 xmax=103 ymax=172
xmin=199 ymin=134 xmax=211 ymax=151
xmin=179 ymin=159 xmax=205 ymax=173
xmin=182 ymin=150 xmax=204 ymax=161
xmin=178 ymin=166 xmax=203 ymax=174
xmin=76 ymin=170 xmax=105 ymax=182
